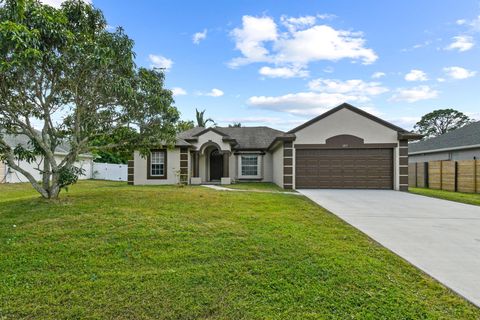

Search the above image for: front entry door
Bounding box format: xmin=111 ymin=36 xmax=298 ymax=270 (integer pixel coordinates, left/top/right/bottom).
xmin=210 ymin=150 xmax=223 ymax=180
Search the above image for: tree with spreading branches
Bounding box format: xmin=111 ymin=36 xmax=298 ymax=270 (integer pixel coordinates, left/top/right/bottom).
xmin=0 ymin=0 xmax=179 ymax=199
xmin=414 ymin=109 xmax=473 ymax=138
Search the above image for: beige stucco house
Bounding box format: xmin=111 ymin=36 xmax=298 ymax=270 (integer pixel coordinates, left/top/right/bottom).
xmin=130 ymin=103 xmax=421 ymax=191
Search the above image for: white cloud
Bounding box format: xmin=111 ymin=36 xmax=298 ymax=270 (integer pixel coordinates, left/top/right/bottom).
xmin=317 ymin=13 xmax=337 ymax=20
xmin=456 ymin=15 xmax=480 ymax=32
xmin=197 ymin=88 xmax=224 ymax=97
xmin=193 ymin=29 xmax=207 ymax=44
xmin=229 ymin=16 xmax=278 ymax=67
xmin=247 ymin=92 xmax=369 ymax=116
xmin=148 ymin=54 xmax=173 ymax=70
xmin=171 ymin=87 xmax=187 ymax=96
xmin=443 ymin=66 xmax=476 ymax=79
xmin=445 ymin=35 xmax=474 ymax=52
xmin=280 ymin=15 xmax=317 ymax=32
xmin=229 ymin=15 xmax=377 ymax=70
xmin=469 ymin=15 xmax=480 ymax=32
xmin=404 ymin=69 xmax=428 ymax=82
xmin=308 ymin=78 xmax=388 ymax=96
xmin=40 ymin=0 xmax=91 ymax=7
xmin=208 ymin=88 xmax=224 ymax=97
xmin=274 ymin=25 xmax=378 ymax=65
xmin=247 ymin=77 xmax=387 ymax=116
xmin=259 ymin=66 xmax=309 ymax=78
xmin=371 ymin=72 xmax=386 ymax=79
xmin=390 ymin=86 xmax=438 ymax=103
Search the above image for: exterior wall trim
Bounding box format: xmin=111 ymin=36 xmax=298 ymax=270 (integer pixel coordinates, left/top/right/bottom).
xmin=409 ymin=143 xmax=480 ymax=155
xmin=295 ymin=143 xmax=398 ymax=149
xmin=179 ymin=147 xmax=189 ymax=184
xmin=283 ymin=141 xmax=293 ymax=189
xmin=127 ymin=160 xmax=134 ymax=185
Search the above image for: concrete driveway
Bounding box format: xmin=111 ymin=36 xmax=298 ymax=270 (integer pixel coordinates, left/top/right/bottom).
xmin=298 ymin=189 xmax=480 ymax=307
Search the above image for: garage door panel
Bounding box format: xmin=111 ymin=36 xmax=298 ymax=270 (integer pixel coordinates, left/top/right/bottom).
xmin=296 ymin=148 xmax=393 ymax=189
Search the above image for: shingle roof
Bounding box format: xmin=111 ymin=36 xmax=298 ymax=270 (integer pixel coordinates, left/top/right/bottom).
xmin=1 ymin=131 xmax=71 ymax=154
xmin=178 ymin=126 xmax=295 ymax=150
xmin=0 ymin=130 xmax=98 ymax=158
xmin=409 ymin=121 xmax=480 ymax=154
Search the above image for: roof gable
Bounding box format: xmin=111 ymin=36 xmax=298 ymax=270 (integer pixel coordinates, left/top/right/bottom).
xmin=177 ymin=126 xmax=295 ymax=150
xmin=192 ymin=127 xmax=230 ymax=138
xmin=288 ymin=103 xmax=409 ymax=134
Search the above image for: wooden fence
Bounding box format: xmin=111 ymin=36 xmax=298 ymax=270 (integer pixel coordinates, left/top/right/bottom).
xmin=409 ymin=160 xmax=480 ymax=193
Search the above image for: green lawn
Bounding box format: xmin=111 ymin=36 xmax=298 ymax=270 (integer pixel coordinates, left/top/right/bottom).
xmin=224 ymin=182 xmax=296 ymax=192
xmin=410 ymin=187 xmax=480 ymax=206
xmin=1 ymin=181 xmax=479 ymax=319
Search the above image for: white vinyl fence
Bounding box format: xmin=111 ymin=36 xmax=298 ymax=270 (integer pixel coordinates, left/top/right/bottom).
xmin=93 ymin=163 xmax=128 ymax=182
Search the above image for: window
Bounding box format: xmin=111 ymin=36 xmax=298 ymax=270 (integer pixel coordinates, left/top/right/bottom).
xmin=150 ymin=150 xmax=165 ymax=177
xmin=241 ymin=155 xmax=259 ymax=177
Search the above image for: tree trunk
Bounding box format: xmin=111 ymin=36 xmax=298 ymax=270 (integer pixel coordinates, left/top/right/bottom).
xmin=42 ymin=157 xmax=51 ymax=192
xmin=47 ymin=184 xmax=61 ymax=199
xmin=47 ymin=172 xmax=61 ymax=199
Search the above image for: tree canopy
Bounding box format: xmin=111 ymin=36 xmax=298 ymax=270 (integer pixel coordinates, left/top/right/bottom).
xmin=0 ymin=0 xmax=180 ymax=198
xmin=414 ymin=109 xmax=473 ymax=138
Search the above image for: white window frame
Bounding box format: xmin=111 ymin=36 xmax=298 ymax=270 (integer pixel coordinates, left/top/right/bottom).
xmin=150 ymin=151 xmax=166 ymax=177
xmin=238 ymin=154 xmax=261 ymax=179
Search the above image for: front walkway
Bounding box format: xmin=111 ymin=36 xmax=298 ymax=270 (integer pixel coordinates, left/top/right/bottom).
xmin=298 ymin=189 xmax=480 ymax=307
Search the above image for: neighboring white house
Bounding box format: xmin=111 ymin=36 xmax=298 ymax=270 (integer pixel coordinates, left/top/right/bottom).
xmin=0 ymin=133 xmax=93 ymax=184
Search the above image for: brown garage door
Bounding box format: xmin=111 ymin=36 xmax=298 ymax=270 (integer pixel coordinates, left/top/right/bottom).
xmin=295 ymin=148 xmax=393 ymax=189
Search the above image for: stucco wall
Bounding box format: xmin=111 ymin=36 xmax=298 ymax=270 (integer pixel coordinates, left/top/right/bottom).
xmin=232 ymin=153 xmax=272 ymax=182
xmin=2 ymin=155 xmax=93 ymax=183
xmin=133 ymin=149 xmax=181 ymax=185
xmin=409 ymin=148 xmax=480 ymax=163
xmin=229 ymin=153 xmax=236 ymax=179
xmin=294 ymin=108 xmax=398 ymax=144
xmin=272 ymin=143 xmax=283 ymax=188
xmin=196 ymin=130 xmax=231 ymax=152
xmin=262 ymin=152 xmax=273 ymax=182
xmin=293 ymin=108 xmax=401 ymax=190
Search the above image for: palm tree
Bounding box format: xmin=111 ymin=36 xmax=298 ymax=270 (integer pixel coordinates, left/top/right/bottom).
xmin=195 ymin=108 xmax=216 ymax=127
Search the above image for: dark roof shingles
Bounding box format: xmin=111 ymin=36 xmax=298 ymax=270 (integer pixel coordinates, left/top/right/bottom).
xmin=409 ymin=121 xmax=480 ymax=153
xmin=178 ymin=126 xmax=294 ymax=149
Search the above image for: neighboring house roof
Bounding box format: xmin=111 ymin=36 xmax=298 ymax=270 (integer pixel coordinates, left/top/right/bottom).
xmin=288 ymin=103 xmax=421 ymax=139
xmin=1 ymin=131 xmax=92 ymax=157
xmin=178 ymin=126 xmax=295 ymax=150
xmin=409 ymin=121 xmax=480 ymax=155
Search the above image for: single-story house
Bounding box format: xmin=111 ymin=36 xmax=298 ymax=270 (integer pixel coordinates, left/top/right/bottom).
xmin=130 ymin=103 xmax=422 ymax=191
xmin=0 ymin=132 xmax=93 ymax=183
xmin=409 ymin=121 xmax=480 ymax=163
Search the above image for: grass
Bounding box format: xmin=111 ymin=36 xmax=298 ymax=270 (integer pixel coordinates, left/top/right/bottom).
xmin=224 ymin=182 xmax=295 ymax=192
xmin=410 ymin=187 xmax=480 ymax=206
xmin=1 ymin=181 xmax=479 ymax=319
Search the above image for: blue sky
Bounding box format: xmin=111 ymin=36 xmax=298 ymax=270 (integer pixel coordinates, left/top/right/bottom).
xmin=46 ymin=0 xmax=480 ymax=131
